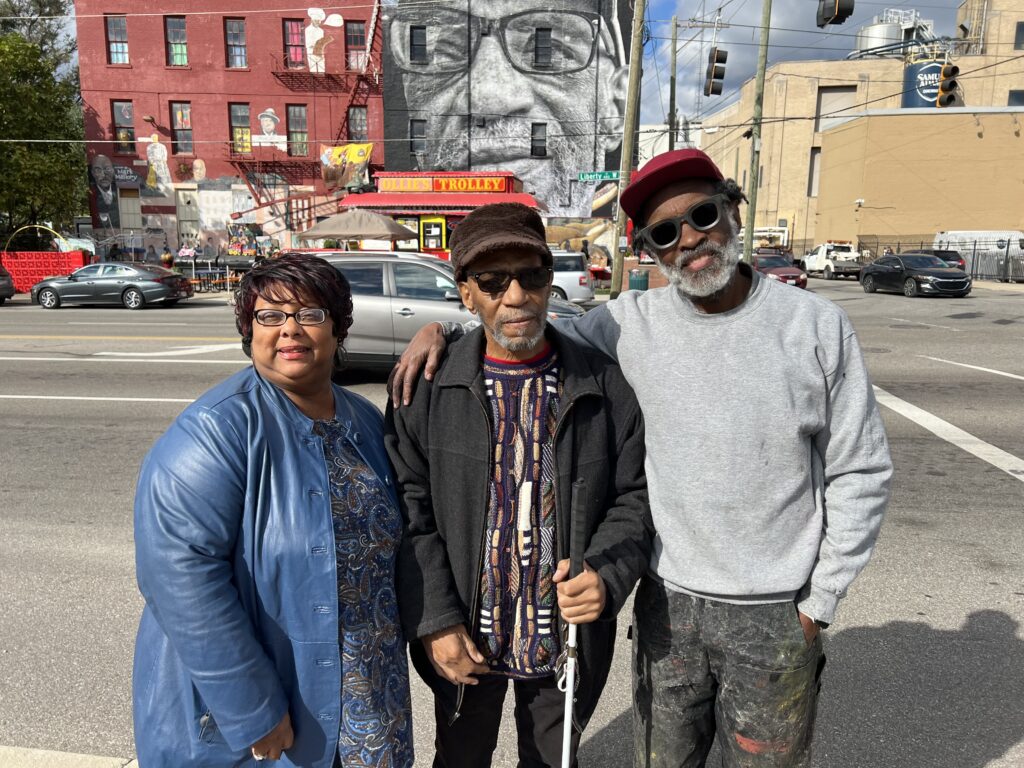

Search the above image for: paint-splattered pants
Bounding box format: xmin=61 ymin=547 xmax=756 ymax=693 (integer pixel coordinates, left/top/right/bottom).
xmin=632 ymin=577 xmax=825 ymax=768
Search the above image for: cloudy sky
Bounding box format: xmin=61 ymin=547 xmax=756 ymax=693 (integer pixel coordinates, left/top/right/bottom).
xmin=638 ymin=0 xmax=963 ymax=126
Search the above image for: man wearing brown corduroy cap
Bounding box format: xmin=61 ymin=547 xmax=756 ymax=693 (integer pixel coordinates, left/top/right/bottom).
xmin=384 ymin=202 xmax=651 ymax=767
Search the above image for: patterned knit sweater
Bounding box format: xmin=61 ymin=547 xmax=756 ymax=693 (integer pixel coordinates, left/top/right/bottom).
xmin=475 ymin=346 xmax=562 ymax=678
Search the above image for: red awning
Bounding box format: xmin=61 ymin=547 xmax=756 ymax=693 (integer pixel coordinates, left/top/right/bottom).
xmin=340 ymin=191 xmax=542 ymax=212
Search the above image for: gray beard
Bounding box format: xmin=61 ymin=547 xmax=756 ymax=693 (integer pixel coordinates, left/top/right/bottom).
xmin=656 ymin=230 xmax=743 ymax=299
xmin=484 ymin=314 xmax=548 ymax=354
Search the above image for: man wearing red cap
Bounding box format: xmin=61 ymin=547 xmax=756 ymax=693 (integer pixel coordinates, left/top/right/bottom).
xmin=391 ymin=149 xmax=892 ymax=767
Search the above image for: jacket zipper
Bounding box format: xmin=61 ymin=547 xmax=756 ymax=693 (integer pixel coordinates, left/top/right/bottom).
xmin=449 ymin=390 xmax=494 ymax=726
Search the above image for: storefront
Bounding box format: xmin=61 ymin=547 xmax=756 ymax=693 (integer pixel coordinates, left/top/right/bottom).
xmin=339 ymin=171 xmax=541 ymax=258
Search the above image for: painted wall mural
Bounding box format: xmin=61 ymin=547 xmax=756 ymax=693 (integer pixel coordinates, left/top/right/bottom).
xmin=320 ymin=143 xmax=373 ymax=190
xmin=89 ymin=154 xmax=121 ymax=232
xmin=306 ymin=8 xmax=345 ymax=72
xmin=381 ymin=0 xmax=632 ymax=217
xmin=252 ymin=107 xmax=287 ymax=151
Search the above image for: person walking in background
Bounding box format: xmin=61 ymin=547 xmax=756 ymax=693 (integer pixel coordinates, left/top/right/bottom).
xmin=133 ymin=254 xmax=413 ymax=767
xmin=385 ymin=203 xmax=650 ymax=768
xmin=390 ymin=149 xmax=893 ymax=767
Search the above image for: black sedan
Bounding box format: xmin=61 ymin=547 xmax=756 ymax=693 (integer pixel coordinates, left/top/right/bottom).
xmin=31 ymin=262 xmax=194 ymax=309
xmin=0 ymin=263 xmax=15 ymax=305
xmin=860 ymin=254 xmax=971 ymax=298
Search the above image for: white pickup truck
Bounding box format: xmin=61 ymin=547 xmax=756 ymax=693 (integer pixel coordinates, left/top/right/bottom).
xmin=801 ymin=240 xmax=864 ymax=280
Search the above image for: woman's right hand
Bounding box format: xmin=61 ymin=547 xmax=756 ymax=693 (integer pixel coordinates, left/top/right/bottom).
xmin=389 ymin=322 xmax=449 ymax=407
xmin=250 ymin=712 xmax=294 ymax=761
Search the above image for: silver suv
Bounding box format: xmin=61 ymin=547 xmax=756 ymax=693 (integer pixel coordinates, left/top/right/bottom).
xmin=550 ymin=250 xmax=595 ymax=304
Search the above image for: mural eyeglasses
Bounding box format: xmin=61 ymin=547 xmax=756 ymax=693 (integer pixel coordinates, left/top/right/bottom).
xmin=387 ymin=10 xmax=609 ymax=76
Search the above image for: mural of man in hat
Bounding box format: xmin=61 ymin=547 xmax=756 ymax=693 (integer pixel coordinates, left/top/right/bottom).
xmin=252 ymin=108 xmax=287 ymax=151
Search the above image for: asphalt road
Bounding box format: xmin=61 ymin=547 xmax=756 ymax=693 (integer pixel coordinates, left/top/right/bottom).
xmin=0 ymin=280 xmax=1022 ymax=767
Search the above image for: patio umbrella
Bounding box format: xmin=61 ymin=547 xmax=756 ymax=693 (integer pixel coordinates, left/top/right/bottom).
xmin=295 ymin=209 xmax=418 ymax=241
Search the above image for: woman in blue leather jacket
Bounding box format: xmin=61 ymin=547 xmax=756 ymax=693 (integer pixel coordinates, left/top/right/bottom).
xmin=133 ymin=254 xmax=413 ymax=767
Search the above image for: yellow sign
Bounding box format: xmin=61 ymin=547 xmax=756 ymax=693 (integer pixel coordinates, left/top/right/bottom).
xmin=320 ymin=143 xmax=373 ymax=190
xmin=379 ymin=177 xmax=433 ymax=193
xmin=433 ymin=176 xmax=506 ymax=193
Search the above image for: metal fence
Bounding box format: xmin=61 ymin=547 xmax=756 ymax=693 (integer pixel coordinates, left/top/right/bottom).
xmin=856 ymin=234 xmax=1024 ymax=282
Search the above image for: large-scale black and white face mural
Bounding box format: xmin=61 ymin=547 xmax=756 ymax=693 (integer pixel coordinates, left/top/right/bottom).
xmin=382 ymin=0 xmax=630 ymax=217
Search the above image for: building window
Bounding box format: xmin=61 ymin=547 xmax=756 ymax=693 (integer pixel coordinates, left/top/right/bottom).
xmin=807 ymin=147 xmax=821 ymax=197
xmin=118 ymin=189 xmax=142 ymax=230
xmin=410 ymin=119 xmax=426 ymax=155
xmin=112 ymin=100 xmax=135 ymax=153
xmin=105 ymin=15 xmax=128 ymax=64
xmin=534 ymin=28 xmax=552 ymax=68
xmin=225 ymin=19 xmax=247 ymax=68
xmin=230 ymin=103 xmax=251 ymax=154
xmin=284 ymin=20 xmax=306 ymax=68
xmin=409 ymin=26 xmax=427 ymax=63
xmin=170 ymin=102 xmax=193 ymax=154
xmin=346 ymin=21 xmax=367 ymax=71
xmin=531 ymin=123 xmax=547 ymax=157
xmin=814 ymin=85 xmax=857 ymax=133
xmin=287 ymin=105 xmax=308 ymax=156
xmin=1009 ymin=90 xmax=1024 ymax=107
xmin=1015 ymin=22 xmax=1024 ymax=50
xmin=165 ymin=16 xmax=188 ymax=66
xmin=348 ymin=106 xmax=368 ymax=142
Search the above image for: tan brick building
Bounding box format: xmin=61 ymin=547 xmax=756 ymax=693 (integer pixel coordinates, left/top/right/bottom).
xmin=699 ymin=0 xmax=1024 ymax=253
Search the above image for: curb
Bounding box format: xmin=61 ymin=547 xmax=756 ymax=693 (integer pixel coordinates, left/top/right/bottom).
xmin=0 ymin=746 xmax=137 ymax=768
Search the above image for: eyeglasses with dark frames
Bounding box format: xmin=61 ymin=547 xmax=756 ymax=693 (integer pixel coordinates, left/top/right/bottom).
xmin=253 ymin=308 xmax=328 ymax=326
xmin=466 ymin=266 xmax=553 ymax=295
xmin=635 ymin=194 xmax=731 ymax=254
xmin=388 ymin=9 xmax=610 ymax=77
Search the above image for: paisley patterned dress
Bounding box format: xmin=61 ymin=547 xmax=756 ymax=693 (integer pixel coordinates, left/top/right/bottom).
xmin=313 ymin=419 xmax=414 ymax=768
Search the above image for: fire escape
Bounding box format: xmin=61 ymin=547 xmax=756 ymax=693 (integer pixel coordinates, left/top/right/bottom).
xmin=228 ymin=0 xmax=383 ymax=230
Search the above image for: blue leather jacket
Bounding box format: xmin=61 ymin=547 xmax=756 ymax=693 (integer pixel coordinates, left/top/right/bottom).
xmin=133 ymin=366 xmax=397 ymax=767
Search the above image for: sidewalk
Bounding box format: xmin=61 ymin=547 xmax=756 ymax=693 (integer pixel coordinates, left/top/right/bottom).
xmin=972 ymin=279 xmax=1024 ymax=293
xmin=0 ymin=746 xmax=137 ymax=768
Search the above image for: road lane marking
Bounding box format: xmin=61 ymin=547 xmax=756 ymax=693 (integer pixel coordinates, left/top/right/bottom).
xmin=0 ymin=334 xmax=237 ymax=341
xmin=886 ymin=317 xmax=963 ymax=332
xmin=0 ymin=395 xmax=194 ymax=403
xmin=0 ymin=356 xmax=246 ymax=365
xmin=96 ymin=343 xmax=240 ymax=357
xmin=919 ymin=356 xmax=1024 ymax=382
xmin=873 ymin=386 xmax=1024 ymax=483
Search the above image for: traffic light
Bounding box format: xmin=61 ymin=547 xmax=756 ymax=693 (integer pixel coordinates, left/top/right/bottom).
xmin=936 ymin=63 xmax=960 ymax=107
xmin=704 ymin=47 xmax=727 ymax=97
xmin=817 ymin=0 xmax=855 ymax=27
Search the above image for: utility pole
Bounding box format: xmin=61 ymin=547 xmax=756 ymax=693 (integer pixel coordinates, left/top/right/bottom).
xmin=611 ymin=0 xmax=647 ymax=300
xmin=668 ymin=15 xmax=678 ymax=151
xmin=742 ymin=0 xmax=773 ymax=264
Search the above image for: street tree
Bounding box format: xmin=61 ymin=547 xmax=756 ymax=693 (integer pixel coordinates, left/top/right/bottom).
xmin=0 ymin=0 xmax=76 ymax=69
xmin=0 ymin=33 xmax=87 ymax=249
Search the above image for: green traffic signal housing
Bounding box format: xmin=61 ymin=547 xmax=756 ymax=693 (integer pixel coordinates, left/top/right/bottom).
xmin=936 ymin=63 xmax=960 ymax=107
xmin=704 ymin=47 xmax=728 ymax=97
xmin=817 ymin=0 xmax=855 ymax=27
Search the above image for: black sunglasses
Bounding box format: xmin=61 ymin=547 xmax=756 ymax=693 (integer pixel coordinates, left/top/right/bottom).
xmin=466 ymin=266 xmax=553 ymax=295
xmin=636 ymin=194 xmax=730 ymax=253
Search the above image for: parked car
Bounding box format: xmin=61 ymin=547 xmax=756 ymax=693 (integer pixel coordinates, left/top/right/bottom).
xmin=30 ymin=263 xmax=194 ymax=309
xmin=859 ymin=254 xmax=971 ymax=298
xmin=903 ymin=248 xmax=966 ymax=271
xmin=754 ymin=246 xmax=795 ymax=263
xmin=0 ymin=263 xmax=15 ymax=304
xmin=549 ymin=249 xmax=595 ymax=303
xmin=324 ymin=252 xmax=584 ymax=368
xmin=751 ymin=254 xmax=807 ymax=289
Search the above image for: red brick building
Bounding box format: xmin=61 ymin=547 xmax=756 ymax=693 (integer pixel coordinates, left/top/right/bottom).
xmin=75 ymin=1 xmax=385 ymax=256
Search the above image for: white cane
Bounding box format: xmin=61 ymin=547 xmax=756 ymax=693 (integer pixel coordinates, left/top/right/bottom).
xmin=559 ymin=479 xmax=586 ymax=768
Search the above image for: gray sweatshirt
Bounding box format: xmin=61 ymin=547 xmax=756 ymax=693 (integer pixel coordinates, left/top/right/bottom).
xmin=547 ymin=268 xmax=892 ymax=624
